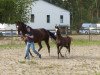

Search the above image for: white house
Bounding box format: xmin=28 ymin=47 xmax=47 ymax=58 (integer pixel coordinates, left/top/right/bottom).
xmin=27 ymin=0 xmax=70 ymax=30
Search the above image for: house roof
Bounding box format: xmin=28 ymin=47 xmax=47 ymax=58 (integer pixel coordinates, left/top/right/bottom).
xmin=35 ymin=0 xmax=70 ymax=14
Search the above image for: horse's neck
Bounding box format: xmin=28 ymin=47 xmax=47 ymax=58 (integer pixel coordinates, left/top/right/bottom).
xmin=56 ymin=34 xmax=62 ymax=39
xmin=21 ymin=28 xmax=27 ymax=35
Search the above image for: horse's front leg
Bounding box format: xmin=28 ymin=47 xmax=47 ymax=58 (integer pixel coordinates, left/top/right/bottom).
xmin=38 ymin=42 xmax=42 ymax=52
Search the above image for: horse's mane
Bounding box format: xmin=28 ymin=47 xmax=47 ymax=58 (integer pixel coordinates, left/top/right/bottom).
xmin=20 ymin=22 xmax=33 ymax=30
xmin=20 ymin=22 xmax=28 ymax=28
xmin=19 ymin=21 xmax=45 ymax=30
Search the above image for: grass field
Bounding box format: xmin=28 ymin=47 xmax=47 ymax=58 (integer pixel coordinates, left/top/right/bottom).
xmin=1 ymin=37 xmax=100 ymax=49
xmin=0 ymin=35 xmax=100 ymax=75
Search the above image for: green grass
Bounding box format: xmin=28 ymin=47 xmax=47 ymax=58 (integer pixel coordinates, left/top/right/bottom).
xmin=96 ymin=73 xmax=100 ymax=75
xmin=0 ymin=43 xmax=24 ymax=49
xmin=50 ymin=39 xmax=100 ymax=46
xmin=36 ymin=39 xmax=100 ymax=47
xmin=72 ymin=39 xmax=100 ymax=46
xmin=0 ymin=39 xmax=100 ymax=50
xmin=18 ymin=60 xmax=37 ymax=64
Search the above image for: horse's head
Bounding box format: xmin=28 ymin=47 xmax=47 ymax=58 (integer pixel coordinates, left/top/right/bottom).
xmin=16 ymin=21 xmax=27 ymax=36
xmin=55 ymin=26 xmax=61 ymax=36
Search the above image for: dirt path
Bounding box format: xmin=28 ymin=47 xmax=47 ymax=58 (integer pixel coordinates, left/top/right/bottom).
xmin=0 ymin=46 xmax=100 ymax=75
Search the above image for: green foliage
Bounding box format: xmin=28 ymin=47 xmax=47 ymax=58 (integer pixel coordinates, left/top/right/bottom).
xmin=0 ymin=0 xmax=33 ymax=24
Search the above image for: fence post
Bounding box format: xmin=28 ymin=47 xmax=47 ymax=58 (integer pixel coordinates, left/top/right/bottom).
xmin=89 ymin=25 xmax=92 ymax=42
xmin=89 ymin=29 xmax=90 ymax=41
xmin=11 ymin=29 xmax=13 ymax=44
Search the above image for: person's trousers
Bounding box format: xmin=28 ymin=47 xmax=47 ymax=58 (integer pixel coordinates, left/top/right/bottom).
xmin=25 ymin=42 xmax=40 ymax=59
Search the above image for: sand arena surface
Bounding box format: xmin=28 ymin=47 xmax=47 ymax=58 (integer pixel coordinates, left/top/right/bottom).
xmin=0 ymin=45 xmax=100 ymax=75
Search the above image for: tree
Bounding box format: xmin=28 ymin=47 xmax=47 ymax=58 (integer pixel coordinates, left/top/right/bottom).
xmin=0 ymin=0 xmax=33 ymax=24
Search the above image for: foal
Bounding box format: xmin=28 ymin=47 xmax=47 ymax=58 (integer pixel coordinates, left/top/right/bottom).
xmin=55 ymin=26 xmax=72 ymax=59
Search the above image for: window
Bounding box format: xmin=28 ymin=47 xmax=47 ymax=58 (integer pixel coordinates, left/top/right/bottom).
xmin=31 ymin=14 xmax=34 ymax=22
xmin=47 ymin=15 xmax=50 ymax=23
xmin=60 ymin=15 xmax=63 ymax=23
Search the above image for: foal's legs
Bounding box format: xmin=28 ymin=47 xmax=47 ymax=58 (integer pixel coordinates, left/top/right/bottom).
xmin=44 ymin=40 xmax=50 ymax=56
xmin=57 ymin=45 xmax=60 ymax=59
xmin=65 ymin=44 xmax=70 ymax=58
xmin=66 ymin=43 xmax=70 ymax=54
xmin=59 ymin=46 xmax=64 ymax=57
xmin=38 ymin=42 xmax=42 ymax=52
xmin=65 ymin=43 xmax=70 ymax=57
xmin=65 ymin=46 xmax=70 ymax=53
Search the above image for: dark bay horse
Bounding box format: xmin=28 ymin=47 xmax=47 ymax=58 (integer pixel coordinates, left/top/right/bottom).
xmin=55 ymin=26 xmax=72 ymax=59
xmin=16 ymin=21 xmax=56 ymax=58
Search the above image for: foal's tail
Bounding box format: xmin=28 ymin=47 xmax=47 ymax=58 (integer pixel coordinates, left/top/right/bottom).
xmin=67 ymin=36 xmax=73 ymax=44
xmin=47 ymin=30 xmax=56 ymax=40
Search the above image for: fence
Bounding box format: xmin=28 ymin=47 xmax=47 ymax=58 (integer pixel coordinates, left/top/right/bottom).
xmin=0 ymin=29 xmax=100 ymax=42
xmin=1 ymin=29 xmax=100 ymax=36
xmin=49 ymin=28 xmax=100 ymax=41
xmin=0 ymin=29 xmax=17 ymax=37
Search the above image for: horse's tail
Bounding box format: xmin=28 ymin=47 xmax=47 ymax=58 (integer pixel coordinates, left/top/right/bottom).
xmin=47 ymin=30 xmax=56 ymax=40
xmin=69 ymin=36 xmax=73 ymax=41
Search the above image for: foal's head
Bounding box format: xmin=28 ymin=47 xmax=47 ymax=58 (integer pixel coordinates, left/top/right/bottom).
xmin=16 ymin=21 xmax=27 ymax=36
xmin=55 ymin=26 xmax=61 ymax=36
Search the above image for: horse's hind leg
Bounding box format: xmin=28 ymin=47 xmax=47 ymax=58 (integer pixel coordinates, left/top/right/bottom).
xmin=67 ymin=43 xmax=70 ymax=54
xmin=38 ymin=42 xmax=42 ymax=52
xmin=65 ymin=44 xmax=70 ymax=58
xmin=29 ymin=49 xmax=34 ymax=57
xmin=65 ymin=44 xmax=70 ymax=54
xmin=59 ymin=46 xmax=64 ymax=57
xmin=44 ymin=40 xmax=50 ymax=56
xmin=24 ymin=49 xmax=34 ymax=59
